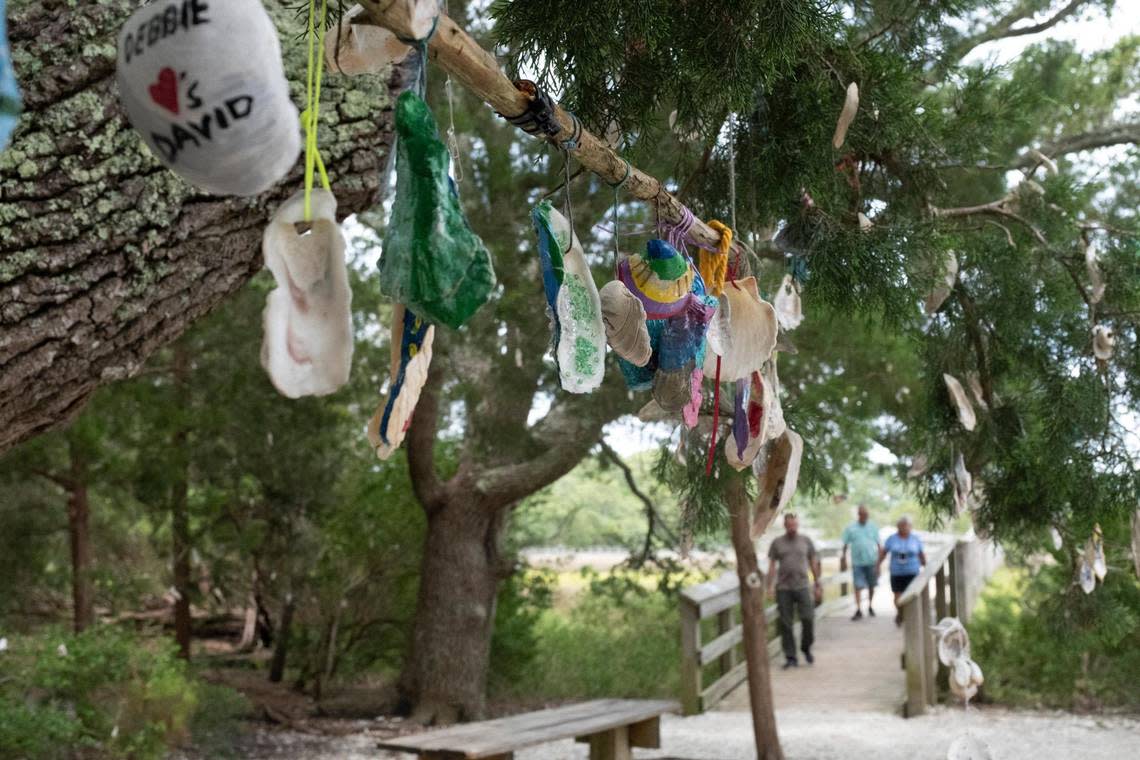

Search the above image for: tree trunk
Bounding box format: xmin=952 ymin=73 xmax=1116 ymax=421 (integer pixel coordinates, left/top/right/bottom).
xmin=398 ymin=496 xmax=506 ymax=724
xmin=66 ymin=437 xmax=94 ymax=633
xmin=171 ymin=342 xmax=192 ymax=660
xmin=0 ymin=1 xmax=412 ymax=456
xmin=726 ymin=475 xmax=784 ymax=760
xmin=269 ymin=592 xmax=296 ymax=684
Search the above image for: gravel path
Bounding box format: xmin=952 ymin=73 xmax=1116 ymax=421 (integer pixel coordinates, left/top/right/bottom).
xmin=223 ymin=707 xmax=1140 ymax=759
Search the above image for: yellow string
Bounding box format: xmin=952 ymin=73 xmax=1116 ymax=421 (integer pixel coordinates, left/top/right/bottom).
xmin=303 ymin=0 xmax=332 ymax=221
xmin=702 ymin=220 xmax=732 ymax=297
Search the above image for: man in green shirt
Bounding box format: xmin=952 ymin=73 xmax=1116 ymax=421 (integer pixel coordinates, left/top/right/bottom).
xmin=841 ymin=505 xmax=880 ymax=621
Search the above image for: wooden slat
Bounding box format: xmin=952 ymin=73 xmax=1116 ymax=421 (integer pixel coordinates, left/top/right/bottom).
xmin=700 ymin=660 xmax=748 ymax=709
xmin=699 ymin=622 xmax=743 ymax=666
xmin=896 ymin=540 xmax=956 ymax=605
xmin=376 ymin=700 xmax=677 ymax=758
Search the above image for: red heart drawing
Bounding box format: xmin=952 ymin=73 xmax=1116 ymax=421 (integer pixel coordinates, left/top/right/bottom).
xmin=148 ymin=67 xmax=179 ymax=115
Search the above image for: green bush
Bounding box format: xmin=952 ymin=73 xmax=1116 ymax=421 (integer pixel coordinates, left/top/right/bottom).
xmin=494 ymin=568 xmax=681 ymax=701
xmin=0 ymin=627 xmax=246 ymax=759
xmin=969 ymin=565 xmax=1140 ymax=710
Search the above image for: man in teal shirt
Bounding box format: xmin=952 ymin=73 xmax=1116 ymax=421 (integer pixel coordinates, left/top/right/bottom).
xmin=841 ymin=505 xmax=880 ymax=621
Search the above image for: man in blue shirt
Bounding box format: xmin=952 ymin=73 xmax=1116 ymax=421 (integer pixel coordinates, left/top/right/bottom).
xmin=877 ymin=516 xmax=926 ymax=626
xmin=841 ymin=505 xmax=880 ymax=621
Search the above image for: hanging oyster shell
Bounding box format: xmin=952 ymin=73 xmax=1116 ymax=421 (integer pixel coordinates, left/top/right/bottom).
xmin=261 ymin=188 xmax=353 ymax=398
xmin=931 ymin=617 xmax=970 ymax=666
xmin=325 ymin=4 xmax=413 ymax=75
xmin=653 ymin=366 xmax=693 ymax=413
xmin=966 ymin=372 xmax=988 ymax=410
xmin=832 ymin=82 xmax=859 ymax=149
xmin=925 ymin=250 xmax=959 ymax=315
xmin=637 ymin=399 xmax=674 ymax=423
xmin=750 ymin=428 xmax=804 ymax=538
xmin=702 ymin=277 xmax=778 ymax=380
xmin=1092 ymin=324 xmax=1114 ymax=361
xmin=952 ymin=452 xmax=973 ymax=514
xmin=857 ymin=212 xmax=873 ymax=231
xmin=599 ymin=280 xmax=652 ymax=366
xmin=533 ymin=202 xmax=606 ymax=393
xmin=907 ymin=453 xmax=928 ymax=478
xmin=1084 ymin=238 xmax=1105 ymax=305
xmin=943 ymin=373 xmax=977 ymax=431
xmin=367 ymin=305 xmax=435 ymax=460
xmin=1079 ymin=552 xmax=1096 ymax=594
xmin=1051 ymin=527 xmax=1063 ymax=551
xmin=773 ymin=274 xmax=804 ymax=331
xmin=1027 ymin=148 xmax=1058 ymax=176
xmin=1091 ymin=524 xmax=1107 ymax=580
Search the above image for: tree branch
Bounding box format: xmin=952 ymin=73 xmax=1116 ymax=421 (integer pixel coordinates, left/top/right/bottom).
xmin=952 ymin=0 xmax=1090 ymax=61
xmin=1015 ymin=122 xmax=1140 ymax=166
xmin=406 ymin=360 xmax=447 ymax=515
xmin=598 ymin=439 xmax=677 ymax=565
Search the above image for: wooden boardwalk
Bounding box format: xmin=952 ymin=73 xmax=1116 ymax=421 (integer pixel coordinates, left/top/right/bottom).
xmin=719 ymin=577 xmax=905 ymax=714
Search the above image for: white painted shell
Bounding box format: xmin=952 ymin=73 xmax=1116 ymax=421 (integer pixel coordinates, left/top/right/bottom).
xmin=261 ymin=188 xmax=353 ymax=398
xmin=325 ymin=4 xmax=412 ymax=75
xmin=600 ymin=280 xmax=652 ymax=366
xmin=1092 ymin=525 xmax=1107 ymax=581
xmin=1051 ymin=527 xmax=1063 ymax=551
xmin=367 ymin=305 xmax=435 ymax=461
xmin=943 ymin=373 xmax=977 ymax=431
xmin=1084 ymin=238 xmax=1105 ymax=305
xmin=1079 ymin=556 xmax=1096 ymax=594
xmin=932 ymin=617 xmax=971 ymax=666
xmin=925 ymin=250 xmax=959 ymax=315
xmin=773 ymin=274 xmax=804 ymax=331
xmin=857 ymin=212 xmax=873 ymax=231
xmin=1092 ymin=324 xmax=1114 ymax=361
xmin=832 ymin=82 xmax=859 ymax=149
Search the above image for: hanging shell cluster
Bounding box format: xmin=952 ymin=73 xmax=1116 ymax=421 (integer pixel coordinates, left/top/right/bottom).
xmin=1092 ymin=324 xmax=1114 ymax=361
xmin=1079 ymin=524 xmax=1107 ymax=594
xmin=773 ymin=274 xmax=803 ymax=331
xmin=931 ymin=617 xmax=984 ymax=707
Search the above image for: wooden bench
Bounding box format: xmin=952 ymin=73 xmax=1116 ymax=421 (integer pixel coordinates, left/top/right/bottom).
xmin=376 ymin=698 xmax=678 ymax=760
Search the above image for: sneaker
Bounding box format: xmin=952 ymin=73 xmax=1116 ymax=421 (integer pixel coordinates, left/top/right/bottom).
xmin=868 ymin=607 xmax=876 ymax=617
xmin=851 ymin=610 xmax=863 ymax=621
xmin=782 ymin=658 xmax=798 ymax=670
xmin=803 ymin=650 xmax=814 ymax=665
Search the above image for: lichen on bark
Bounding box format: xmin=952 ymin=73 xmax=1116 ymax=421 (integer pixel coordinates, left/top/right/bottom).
xmin=0 ymin=0 xmax=413 ymax=453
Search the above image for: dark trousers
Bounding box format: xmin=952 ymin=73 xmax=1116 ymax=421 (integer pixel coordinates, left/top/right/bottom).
xmin=776 ymin=587 xmax=815 ymax=660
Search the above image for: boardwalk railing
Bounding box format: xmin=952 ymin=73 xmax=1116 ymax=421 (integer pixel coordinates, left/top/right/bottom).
xmin=679 ymin=542 xmax=851 ymax=715
xmin=897 ymin=533 xmax=1001 ymax=717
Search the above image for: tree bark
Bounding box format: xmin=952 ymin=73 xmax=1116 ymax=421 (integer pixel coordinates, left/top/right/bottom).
xmin=171 ymin=342 xmax=192 ymax=660
xmin=0 ymin=0 xmax=413 ymax=456
xmin=269 ymin=592 xmax=296 ymax=684
xmin=726 ymin=475 xmax=784 ymax=760
xmin=398 ymin=490 xmax=507 ymax=724
xmin=66 ymin=436 xmax=94 ymax=633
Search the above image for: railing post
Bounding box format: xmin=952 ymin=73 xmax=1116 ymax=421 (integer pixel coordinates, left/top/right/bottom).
xmin=953 ymin=540 xmax=972 ymax=625
xmin=680 ymin=597 xmax=701 ymax=716
xmin=903 ymin=597 xmax=928 ymax=717
xmin=717 ymin=608 xmax=737 ymax=675
xmin=920 ymin=582 xmax=936 ymax=706
xmin=934 ymin=562 xmax=949 ymax=697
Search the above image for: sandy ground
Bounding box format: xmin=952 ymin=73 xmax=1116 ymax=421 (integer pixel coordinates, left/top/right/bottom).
xmin=212 ymin=706 xmax=1140 ymax=760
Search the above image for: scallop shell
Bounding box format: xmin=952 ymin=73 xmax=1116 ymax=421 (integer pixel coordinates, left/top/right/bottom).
xmin=600 ymin=280 xmax=651 ymax=366
xmin=832 ymin=82 xmax=859 ymax=149
xmin=702 ymin=277 xmax=778 ymax=381
xmin=943 ymin=373 xmax=977 ymax=431
xmin=932 ymin=617 xmax=970 ymax=666
xmin=1092 ymin=324 xmax=1114 ymax=361
xmin=325 ymin=4 xmax=412 ymax=75
xmin=773 ymin=274 xmax=803 ymax=331
xmin=925 ymin=250 xmax=959 ymax=315
xmin=261 ymin=188 xmax=353 ymax=398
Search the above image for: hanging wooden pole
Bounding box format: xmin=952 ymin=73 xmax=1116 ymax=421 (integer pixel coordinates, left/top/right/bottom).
xmin=358 ymin=0 xmax=772 ymax=262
